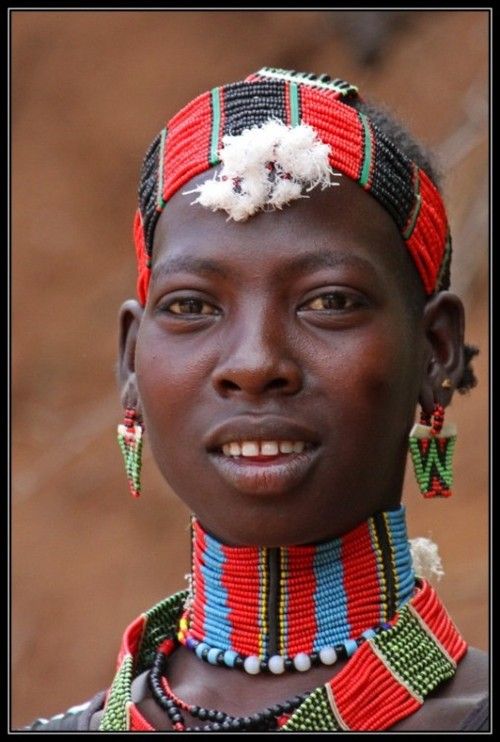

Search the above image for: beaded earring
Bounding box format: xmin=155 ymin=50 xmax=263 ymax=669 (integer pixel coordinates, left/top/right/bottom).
xmin=117 ymin=406 xmax=144 ymax=498
xmin=409 ymin=395 xmax=457 ymax=498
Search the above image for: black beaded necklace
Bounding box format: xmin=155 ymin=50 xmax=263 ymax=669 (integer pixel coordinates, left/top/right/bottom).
xmin=148 ymin=645 xmax=309 ymax=732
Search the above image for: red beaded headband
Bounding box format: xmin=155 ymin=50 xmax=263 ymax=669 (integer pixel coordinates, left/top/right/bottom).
xmin=134 ymin=68 xmax=451 ymax=305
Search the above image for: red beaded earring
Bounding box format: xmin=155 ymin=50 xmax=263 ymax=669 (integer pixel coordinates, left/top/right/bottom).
xmin=408 ymin=389 xmax=457 ymax=498
xmin=117 ymin=407 xmax=144 ymax=498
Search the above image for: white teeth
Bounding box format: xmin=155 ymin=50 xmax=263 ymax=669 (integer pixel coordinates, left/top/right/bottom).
xmin=220 ymin=440 xmax=307 ymax=457
xmin=241 ymin=441 xmax=260 ymax=457
xmin=261 ymin=441 xmax=279 ymax=456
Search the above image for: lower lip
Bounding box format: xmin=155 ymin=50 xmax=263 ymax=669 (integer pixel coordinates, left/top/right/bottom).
xmin=207 ymin=448 xmax=321 ymax=496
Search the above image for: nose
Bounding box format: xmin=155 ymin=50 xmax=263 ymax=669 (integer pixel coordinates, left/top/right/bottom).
xmin=211 ymin=309 xmax=303 ymax=399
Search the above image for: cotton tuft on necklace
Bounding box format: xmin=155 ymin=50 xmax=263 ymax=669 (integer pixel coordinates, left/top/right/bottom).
xmin=184 ymin=120 xmax=339 ymax=222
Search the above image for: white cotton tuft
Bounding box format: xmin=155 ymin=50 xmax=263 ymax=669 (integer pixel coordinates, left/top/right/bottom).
xmin=185 ymin=119 xmax=335 ymax=221
xmin=183 ymin=572 xmax=194 ymax=611
xmin=409 ymin=537 xmax=445 ymax=582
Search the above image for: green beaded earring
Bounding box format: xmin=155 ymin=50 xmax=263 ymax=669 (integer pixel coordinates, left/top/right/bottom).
xmin=409 ymin=396 xmax=456 ymax=498
xmin=117 ymin=406 xmax=144 ymax=498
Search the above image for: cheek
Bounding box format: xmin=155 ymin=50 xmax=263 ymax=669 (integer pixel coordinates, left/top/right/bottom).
xmin=310 ymin=321 xmax=423 ymax=424
xmin=135 ymin=324 xmax=213 ymax=435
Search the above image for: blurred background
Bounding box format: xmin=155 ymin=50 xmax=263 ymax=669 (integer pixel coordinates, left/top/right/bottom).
xmin=11 ymin=10 xmax=489 ymax=729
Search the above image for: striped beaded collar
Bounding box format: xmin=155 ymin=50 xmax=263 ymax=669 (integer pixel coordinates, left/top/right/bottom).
xmin=178 ymin=507 xmax=415 ymax=673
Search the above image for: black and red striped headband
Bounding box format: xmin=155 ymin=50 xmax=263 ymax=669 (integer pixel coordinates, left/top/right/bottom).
xmin=134 ymin=67 xmax=451 ymax=305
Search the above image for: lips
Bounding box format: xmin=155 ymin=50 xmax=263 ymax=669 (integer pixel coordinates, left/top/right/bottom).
xmin=204 ymin=415 xmax=321 ymax=495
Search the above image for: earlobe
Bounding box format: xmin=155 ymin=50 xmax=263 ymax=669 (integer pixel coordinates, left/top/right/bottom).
xmin=419 ymin=291 xmax=465 ymax=414
xmin=117 ymin=299 xmax=144 ymax=408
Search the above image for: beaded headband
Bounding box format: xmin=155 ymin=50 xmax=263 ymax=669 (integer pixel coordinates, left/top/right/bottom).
xmin=134 ymin=67 xmax=452 ymax=305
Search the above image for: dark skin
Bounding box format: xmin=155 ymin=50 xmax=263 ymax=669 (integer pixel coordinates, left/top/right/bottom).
xmin=104 ymin=172 xmax=487 ymax=731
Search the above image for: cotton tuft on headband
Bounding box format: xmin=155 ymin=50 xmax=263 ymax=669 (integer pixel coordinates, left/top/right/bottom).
xmin=134 ymin=67 xmax=452 ymax=305
xmin=184 ymin=120 xmax=338 ymax=222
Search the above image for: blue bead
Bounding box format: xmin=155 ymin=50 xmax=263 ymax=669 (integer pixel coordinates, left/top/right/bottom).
xmin=185 ymin=636 xmax=197 ymax=650
xmin=223 ymin=650 xmax=238 ymax=667
xmin=362 ymin=628 xmax=376 ymax=640
xmin=344 ymin=639 xmax=358 ymax=657
xmin=195 ymin=642 xmax=208 ymax=659
xmin=207 ymin=648 xmax=221 ymax=665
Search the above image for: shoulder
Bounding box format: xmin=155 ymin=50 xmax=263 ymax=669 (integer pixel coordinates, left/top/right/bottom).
xmin=18 ymin=691 xmax=107 ymax=732
xmin=391 ymin=646 xmax=489 ymax=732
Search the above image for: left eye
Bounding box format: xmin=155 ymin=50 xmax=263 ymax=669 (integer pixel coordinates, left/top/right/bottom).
xmin=166 ymin=298 xmax=219 ymax=315
xmin=300 ymin=291 xmax=363 ymax=311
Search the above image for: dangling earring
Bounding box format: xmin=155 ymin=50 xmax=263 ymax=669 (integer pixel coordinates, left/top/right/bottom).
xmin=409 ymin=391 xmax=457 ymax=498
xmin=117 ymin=406 xmax=144 ymax=498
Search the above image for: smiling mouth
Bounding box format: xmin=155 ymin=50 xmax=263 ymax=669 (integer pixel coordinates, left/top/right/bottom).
xmin=207 ymin=440 xmax=321 ymax=495
xmin=217 ymin=439 xmax=313 ymax=457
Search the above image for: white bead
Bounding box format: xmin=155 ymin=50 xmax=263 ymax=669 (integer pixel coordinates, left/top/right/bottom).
xmin=319 ymin=646 xmax=337 ymax=665
xmin=268 ymin=655 xmax=286 ymax=674
xmin=293 ymin=652 xmax=312 ymax=672
xmin=243 ymin=655 xmax=261 ymax=674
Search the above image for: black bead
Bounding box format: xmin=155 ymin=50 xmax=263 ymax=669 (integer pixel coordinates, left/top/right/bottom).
xmin=190 ymin=705 xmax=201 ymax=716
xmin=260 ymin=659 xmax=268 ymax=672
xmin=242 ymin=716 xmax=253 ymax=728
xmin=310 ymin=651 xmax=320 ymax=666
xmin=215 ymin=711 xmax=226 ymax=722
xmin=234 ymin=656 xmax=244 ymax=669
xmin=282 ymin=701 xmax=293 ymax=712
xmin=208 ymin=709 xmax=218 ymax=721
xmin=211 ymin=723 xmax=222 ymax=731
xmin=171 ymin=713 xmax=183 ymax=724
xmin=197 ymin=708 xmax=208 ymax=720
xmin=284 ymin=658 xmax=294 ymax=671
xmin=216 ymin=652 xmax=226 ymax=666
xmin=201 ymin=647 xmax=210 ymax=660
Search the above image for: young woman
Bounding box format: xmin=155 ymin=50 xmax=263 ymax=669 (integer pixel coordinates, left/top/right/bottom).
xmin=22 ymin=67 xmax=488 ymax=732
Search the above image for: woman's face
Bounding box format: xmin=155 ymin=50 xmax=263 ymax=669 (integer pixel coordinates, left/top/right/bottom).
xmin=134 ymin=172 xmax=427 ymax=546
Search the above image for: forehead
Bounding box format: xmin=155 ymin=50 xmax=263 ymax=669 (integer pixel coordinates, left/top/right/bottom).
xmin=152 ymin=169 xmax=408 ymax=281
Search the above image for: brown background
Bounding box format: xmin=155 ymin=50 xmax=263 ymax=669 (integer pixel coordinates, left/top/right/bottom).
xmin=11 ymin=10 xmax=489 ymax=729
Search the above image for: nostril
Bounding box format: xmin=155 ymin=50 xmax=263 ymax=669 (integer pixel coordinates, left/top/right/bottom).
xmin=219 ymin=379 xmax=241 ymax=392
xmin=268 ymin=378 xmax=289 ymax=391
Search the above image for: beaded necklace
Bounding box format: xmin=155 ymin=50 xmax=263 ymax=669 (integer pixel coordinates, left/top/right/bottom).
xmin=179 ymin=508 xmax=414 ymax=674
xmin=98 ymin=580 xmax=466 ymax=732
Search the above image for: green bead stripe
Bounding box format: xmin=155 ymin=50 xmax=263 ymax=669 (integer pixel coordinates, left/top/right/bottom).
xmin=372 ymin=606 xmax=456 ymax=699
xmin=156 ymin=127 xmax=167 ymax=210
xmin=99 ymin=654 xmax=134 ymax=731
xmin=358 ymin=112 xmax=373 ymax=188
xmin=282 ymin=686 xmax=340 ymax=731
xmin=436 ymin=230 xmax=453 ymax=289
xmin=403 ymin=165 xmax=421 ymax=240
xmin=209 ymin=87 xmax=221 ymax=166
xmin=409 ymin=436 xmax=456 ymax=492
xmin=289 ymin=82 xmax=300 ymax=127
xmin=136 ymin=591 xmax=189 ymax=674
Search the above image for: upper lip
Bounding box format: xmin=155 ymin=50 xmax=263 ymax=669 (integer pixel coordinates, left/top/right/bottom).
xmin=204 ymin=415 xmax=321 ymax=451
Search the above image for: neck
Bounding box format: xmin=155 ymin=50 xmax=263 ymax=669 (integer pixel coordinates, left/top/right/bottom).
xmin=181 ymin=507 xmax=415 ymax=664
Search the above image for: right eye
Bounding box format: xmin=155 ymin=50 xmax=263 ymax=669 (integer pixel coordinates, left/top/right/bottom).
xmin=161 ymin=297 xmax=221 ymax=316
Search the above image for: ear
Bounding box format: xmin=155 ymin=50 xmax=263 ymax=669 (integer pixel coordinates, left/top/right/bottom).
xmin=117 ymin=299 xmax=144 ymax=410
xmin=419 ymin=291 xmax=465 ymax=415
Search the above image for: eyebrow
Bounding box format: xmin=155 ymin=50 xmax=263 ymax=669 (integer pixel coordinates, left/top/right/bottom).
xmin=151 ymin=256 xmax=229 ymax=283
xmin=278 ymin=250 xmax=378 ymax=280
